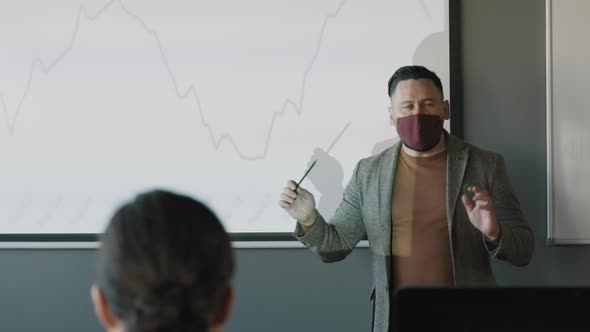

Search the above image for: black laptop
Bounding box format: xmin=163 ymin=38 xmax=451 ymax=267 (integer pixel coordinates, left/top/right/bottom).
xmin=393 ymin=287 xmax=590 ymax=332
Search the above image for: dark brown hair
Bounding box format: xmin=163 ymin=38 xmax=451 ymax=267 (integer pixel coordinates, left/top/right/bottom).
xmin=96 ymin=190 xmax=234 ymax=332
xmin=387 ymin=65 xmax=444 ymax=99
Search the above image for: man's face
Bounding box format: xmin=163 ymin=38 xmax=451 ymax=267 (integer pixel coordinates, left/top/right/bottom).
xmin=388 ymin=79 xmax=450 ymax=127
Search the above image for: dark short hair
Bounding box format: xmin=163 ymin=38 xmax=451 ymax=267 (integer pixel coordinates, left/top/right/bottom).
xmin=387 ymin=65 xmax=444 ymax=99
xmin=96 ymin=190 xmax=234 ymax=332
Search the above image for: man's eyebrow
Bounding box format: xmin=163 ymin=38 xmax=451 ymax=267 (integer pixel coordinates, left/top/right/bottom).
xmin=399 ymin=97 xmax=439 ymax=104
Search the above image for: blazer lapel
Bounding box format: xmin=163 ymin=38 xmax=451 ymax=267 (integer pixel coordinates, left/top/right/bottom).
xmin=378 ymin=142 xmax=401 ymax=251
xmin=446 ymin=133 xmax=470 ymax=229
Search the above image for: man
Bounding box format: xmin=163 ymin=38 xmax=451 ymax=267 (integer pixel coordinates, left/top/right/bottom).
xmin=278 ymin=65 xmax=534 ymax=332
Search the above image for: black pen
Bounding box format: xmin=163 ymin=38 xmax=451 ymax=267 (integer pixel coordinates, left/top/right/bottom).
xmin=294 ymin=160 xmax=317 ymax=191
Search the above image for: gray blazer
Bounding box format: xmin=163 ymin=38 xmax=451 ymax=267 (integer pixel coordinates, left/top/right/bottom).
xmin=294 ymin=133 xmax=534 ymax=332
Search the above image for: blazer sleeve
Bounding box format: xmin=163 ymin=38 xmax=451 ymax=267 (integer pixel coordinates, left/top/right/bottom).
xmin=293 ymin=160 xmax=367 ymax=263
xmin=487 ymin=154 xmax=534 ymax=266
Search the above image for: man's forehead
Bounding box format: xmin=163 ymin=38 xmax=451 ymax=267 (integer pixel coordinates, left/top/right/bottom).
xmin=392 ymin=79 xmax=441 ymax=100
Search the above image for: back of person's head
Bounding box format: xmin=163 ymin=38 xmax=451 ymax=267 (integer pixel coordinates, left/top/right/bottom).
xmin=91 ymin=190 xmax=235 ymax=332
xmin=387 ymin=65 xmax=444 ymax=99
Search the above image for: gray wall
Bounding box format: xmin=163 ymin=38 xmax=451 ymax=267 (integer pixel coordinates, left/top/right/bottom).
xmin=0 ymin=248 xmax=372 ymax=332
xmin=462 ymin=0 xmax=590 ymax=285
xmin=2 ymin=1 xmax=590 ymax=331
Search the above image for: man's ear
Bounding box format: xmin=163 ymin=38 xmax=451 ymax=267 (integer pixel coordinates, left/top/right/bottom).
xmin=212 ymin=286 xmax=236 ymax=327
xmin=442 ymin=100 xmax=450 ymax=120
xmin=91 ymin=284 xmax=120 ymax=330
xmin=388 ymin=106 xmax=396 ymax=126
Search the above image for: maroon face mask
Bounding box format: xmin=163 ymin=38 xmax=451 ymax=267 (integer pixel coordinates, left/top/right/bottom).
xmin=396 ymin=114 xmax=443 ymax=152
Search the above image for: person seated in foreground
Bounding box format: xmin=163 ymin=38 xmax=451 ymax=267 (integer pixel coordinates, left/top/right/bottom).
xmin=90 ymin=189 xmax=235 ymax=332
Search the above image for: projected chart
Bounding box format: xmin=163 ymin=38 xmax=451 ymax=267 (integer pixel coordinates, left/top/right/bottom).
xmin=0 ymin=0 xmax=449 ymax=234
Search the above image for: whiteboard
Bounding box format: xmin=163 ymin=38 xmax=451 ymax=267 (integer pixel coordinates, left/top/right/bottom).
xmin=547 ymin=0 xmax=590 ymax=244
xmin=0 ymin=0 xmax=451 ymax=240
